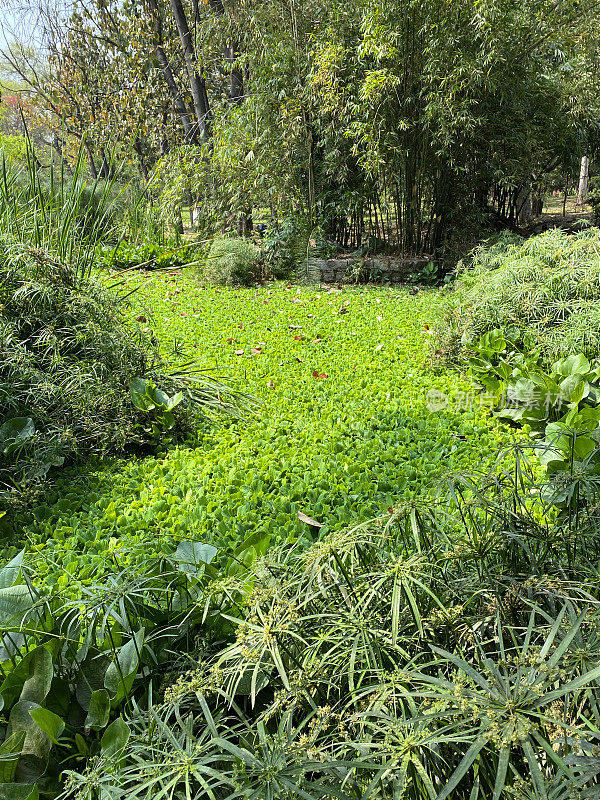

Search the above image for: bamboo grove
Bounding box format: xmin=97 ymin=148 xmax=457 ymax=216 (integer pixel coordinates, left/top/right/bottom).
xmin=2 ymin=0 xmax=600 ymax=254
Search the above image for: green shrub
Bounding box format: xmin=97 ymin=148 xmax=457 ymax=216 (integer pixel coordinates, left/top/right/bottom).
xmin=437 ymin=227 xmax=600 ymax=363
xmin=0 ymin=251 xmax=246 ymax=504
xmin=0 ymin=535 xmax=264 ymax=793
xmin=588 ymin=177 xmax=600 ymax=225
xmin=201 ymin=236 xmax=258 ymax=286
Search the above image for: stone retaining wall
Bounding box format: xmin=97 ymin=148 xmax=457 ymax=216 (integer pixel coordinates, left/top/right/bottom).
xmin=311 ymin=256 xmax=430 ymax=284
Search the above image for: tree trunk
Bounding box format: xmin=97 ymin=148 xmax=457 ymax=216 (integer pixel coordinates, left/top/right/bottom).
xmin=225 ymin=43 xmax=244 ymax=103
xmin=168 ymin=0 xmax=212 ymax=144
xmin=516 ymin=183 xmax=533 ymax=225
xmin=577 ymin=155 xmax=590 ymax=206
xmin=85 ymin=142 xmax=98 ymax=179
xmin=155 ymin=45 xmax=195 ymax=141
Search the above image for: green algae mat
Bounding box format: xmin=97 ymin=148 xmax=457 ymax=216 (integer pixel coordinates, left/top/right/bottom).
xmin=25 ymin=276 xmax=507 ymax=585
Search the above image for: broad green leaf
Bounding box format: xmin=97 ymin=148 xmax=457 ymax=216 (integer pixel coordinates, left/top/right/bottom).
xmin=0 ymin=585 xmax=34 ymax=627
xmin=173 ymin=541 xmax=218 ymax=573
xmin=20 ymin=647 xmax=53 ymax=705
xmin=104 ymin=627 xmax=144 ymax=699
xmin=0 ymin=551 xmax=25 ymax=590
xmin=559 ymin=374 xmax=587 ymax=405
xmin=554 ymin=354 xmax=591 ymax=377
xmin=7 ymin=700 xmax=51 ymax=778
xmin=28 ymin=707 xmax=65 ymax=744
xmin=0 ymin=731 xmax=25 ymax=783
xmin=0 ymin=418 xmax=35 ymax=456
xmin=75 ymin=649 xmax=110 ymax=711
xmin=0 ymin=784 xmax=38 ymax=800
xmin=85 ymin=688 xmax=110 ymax=729
xmin=101 ymin=717 xmax=130 ymax=758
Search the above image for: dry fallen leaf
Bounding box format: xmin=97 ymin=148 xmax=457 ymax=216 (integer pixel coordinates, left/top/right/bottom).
xmin=312 ymin=370 xmax=328 ymax=379
xmin=298 ymin=511 xmax=323 ymax=527
xmin=234 ymin=349 xmax=245 ymax=355
xmin=136 ymin=315 xmax=147 ymax=323
xmin=374 ymin=344 xmax=384 ymax=351
xmin=267 ymin=380 xmax=275 ymax=388
xmin=294 ymin=334 xmax=303 ymax=340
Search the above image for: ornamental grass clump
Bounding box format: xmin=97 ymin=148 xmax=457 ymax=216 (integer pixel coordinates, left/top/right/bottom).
xmin=201 ymin=236 xmax=259 ymax=286
xmin=438 ymin=227 xmax=600 ymax=363
xmin=0 ymin=248 xmax=247 ymax=502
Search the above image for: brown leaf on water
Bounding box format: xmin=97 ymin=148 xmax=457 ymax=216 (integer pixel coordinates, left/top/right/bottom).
xmin=298 ymin=511 xmax=323 ymax=528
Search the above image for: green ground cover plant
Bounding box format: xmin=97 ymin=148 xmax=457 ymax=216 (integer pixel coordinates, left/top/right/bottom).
xmin=95 ymin=241 xmax=203 ymax=271
xmin=19 ymin=278 xmax=507 ymax=585
xmin=40 ymin=446 xmax=600 ymax=799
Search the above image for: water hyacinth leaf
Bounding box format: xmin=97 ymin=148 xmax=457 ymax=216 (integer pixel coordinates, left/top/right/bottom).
xmin=173 ymin=541 xmax=218 ymax=573
xmin=0 ymin=785 xmax=38 ymax=800
xmin=0 ymin=649 xmax=40 ymax=709
xmin=0 ymin=418 xmax=35 ymax=456
xmin=75 ymin=650 xmax=111 ymax=712
xmin=559 ymin=374 xmax=587 ymax=405
xmin=0 ymin=585 xmax=35 ymax=627
xmin=7 ymin=700 xmax=52 ymax=777
xmin=129 ymin=378 xmax=156 ymax=411
xmin=554 ymin=354 xmax=591 ymax=377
